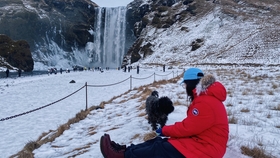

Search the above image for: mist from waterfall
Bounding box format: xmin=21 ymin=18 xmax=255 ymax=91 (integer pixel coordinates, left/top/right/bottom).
xmin=92 ymin=7 xmax=127 ymax=69
xmin=33 ymin=6 xmax=127 ymax=70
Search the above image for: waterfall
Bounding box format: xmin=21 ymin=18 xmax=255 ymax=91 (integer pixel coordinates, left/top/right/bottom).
xmin=92 ymin=7 xmax=127 ymax=69
xmin=33 ymin=6 xmax=128 ymax=70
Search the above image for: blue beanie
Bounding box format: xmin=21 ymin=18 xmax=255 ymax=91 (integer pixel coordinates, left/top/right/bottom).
xmin=182 ymin=68 xmax=204 ymax=82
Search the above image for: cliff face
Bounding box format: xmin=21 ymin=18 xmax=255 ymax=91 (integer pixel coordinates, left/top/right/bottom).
xmin=124 ymin=0 xmax=214 ymax=65
xmin=0 ymin=0 xmax=97 ymax=51
xmin=124 ymin=0 xmax=280 ymax=67
xmin=0 ymin=35 xmax=33 ymax=71
xmin=0 ymin=0 xmax=98 ymax=70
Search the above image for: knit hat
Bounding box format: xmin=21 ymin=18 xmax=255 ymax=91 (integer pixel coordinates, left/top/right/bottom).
xmin=182 ymin=68 xmax=204 ymax=82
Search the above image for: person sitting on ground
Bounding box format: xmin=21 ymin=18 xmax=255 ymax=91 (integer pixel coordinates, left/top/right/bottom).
xmin=100 ymin=67 xmax=229 ymax=158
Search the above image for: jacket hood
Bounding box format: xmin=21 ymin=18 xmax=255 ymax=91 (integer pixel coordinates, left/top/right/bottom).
xmin=196 ymin=74 xmax=226 ymax=101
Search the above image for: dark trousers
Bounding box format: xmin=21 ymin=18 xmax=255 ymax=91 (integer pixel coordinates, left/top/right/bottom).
xmin=124 ymin=137 xmax=185 ymax=158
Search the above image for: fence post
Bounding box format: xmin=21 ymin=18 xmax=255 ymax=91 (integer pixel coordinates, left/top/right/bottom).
xmin=130 ymin=75 xmax=132 ymax=90
xmin=85 ymin=82 xmax=88 ymax=110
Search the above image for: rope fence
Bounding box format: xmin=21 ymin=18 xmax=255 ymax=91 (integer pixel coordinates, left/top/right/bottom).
xmin=0 ymin=70 xmax=182 ymax=122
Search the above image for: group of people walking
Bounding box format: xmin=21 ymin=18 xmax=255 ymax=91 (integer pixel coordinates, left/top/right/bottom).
xmin=3 ymin=64 xmax=166 ymax=78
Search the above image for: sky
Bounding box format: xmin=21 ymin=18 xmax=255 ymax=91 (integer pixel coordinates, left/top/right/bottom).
xmin=91 ymin=0 xmax=133 ymax=7
xmin=1 ymin=66 xmax=280 ymax=158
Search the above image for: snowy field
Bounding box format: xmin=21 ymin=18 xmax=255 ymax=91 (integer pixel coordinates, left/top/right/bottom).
xmin=1 ymin=66 xmax=280 ymax=158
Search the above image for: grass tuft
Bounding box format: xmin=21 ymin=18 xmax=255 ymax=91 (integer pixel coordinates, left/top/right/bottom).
xmin=241 ymin=146 xmax=273 ymax=158
xmin=226 ymin=103 xmax=234 ymax=107
xmin=228 ymin=115 xmax=238 ymax=124
xmin=272 ymin=104 xmax=280 ymax=111
xmin=240 ymin=108 xmax=250 ymax=113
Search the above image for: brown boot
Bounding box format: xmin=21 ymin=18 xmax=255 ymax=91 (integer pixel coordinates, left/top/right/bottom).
xmin=100 ymin=135 xmax=125 ymax=158
xmin=104 ymin=134 xmax=126 ymax=151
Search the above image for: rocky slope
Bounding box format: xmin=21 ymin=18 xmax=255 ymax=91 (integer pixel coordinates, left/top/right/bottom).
xmin=0 ymin=34 xmax=33 ymax=71
xmin=124 ymin=0 xmax=280 ymax=67
xmin=0 ymin=0 xmax=98 ymax=70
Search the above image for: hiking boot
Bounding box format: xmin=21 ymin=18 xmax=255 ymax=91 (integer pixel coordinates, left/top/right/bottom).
xmin=100 ymin=135 xmax=125 ymax=158
xmin=104 ymin=134 xmax=126 ymax=151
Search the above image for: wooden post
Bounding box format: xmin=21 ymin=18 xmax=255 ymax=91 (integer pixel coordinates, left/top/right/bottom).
xmin=85 ymin=82 xmax=88 ymax=110
xmin=130 ymin=75 xmax=132 ymax=90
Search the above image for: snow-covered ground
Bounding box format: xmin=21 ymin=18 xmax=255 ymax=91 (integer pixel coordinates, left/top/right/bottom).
xmin=1 ymin=66 xmax=279 ymax=158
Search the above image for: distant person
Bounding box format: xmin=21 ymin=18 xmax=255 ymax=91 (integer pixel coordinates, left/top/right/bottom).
xmin=60 ymin=68 xmax=63 ymax=74
xmin=6 ymin=68 xmax=9 ymax=78
xmin=128 ymin=66 xmax=131 ymax=72
xmin=18 ymin=69 xmax=22 ymax=77
xmin=124 ymin=66 xmax=127 ymax=72
xmin=136 ymin=65 xmax=139 ymax=74
xmin=163 ymin=64 xmax=165 ymax=72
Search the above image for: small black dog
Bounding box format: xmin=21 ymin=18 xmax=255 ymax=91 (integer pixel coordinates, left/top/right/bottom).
xmin=145 ymin=90 xmax=174 ymax=130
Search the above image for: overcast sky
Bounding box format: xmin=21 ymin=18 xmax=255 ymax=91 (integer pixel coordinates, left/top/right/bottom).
xmin=91 ymin=0 xmax=133 ymax=7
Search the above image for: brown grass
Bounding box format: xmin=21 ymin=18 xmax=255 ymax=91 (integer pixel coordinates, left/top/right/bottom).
xmin=9 ymin=141 xmax=40 ymax=158
xmin=272 ymin=104 xmax=280 ymax=111
xmin=226 ymin=103 xmax=234 ymax=107
xmin=240 ymin=108 xmax=250 ymax=113
xmin=227 ymin=109 xmax=233 ymax=116
xmin=138 ymin=102 xmax=146 ymax=110
xmin=267 ymin=90 xmax=274 ymax=95
xmin=64 ymin=142 xmax=94 ymax=157
xmin=228 ymin=115 xmax=238 ymax=124
xmin=241 ymin=146 xmax=274 ymax=158
xmin=143 ymin=132 xmax=157 ymax=141
xmin=266 ymin=113 xmax=272 ymax=119
xmin=173 ymin=100 xmax=182 ymax=106
xmin=271 ymin=82 xmax=278 ymax=89
xmin=138 ymin=112 xmax=146 ymax=117
xmin=255 ymin=91 xmax=264 ymax=95
xmin=88 ymin=126 xmax=97 ymax=136
xmin=11 ymin=108 xmax=96 ymax=157
xmin=132 ymin=134 xmax=141 ymax=140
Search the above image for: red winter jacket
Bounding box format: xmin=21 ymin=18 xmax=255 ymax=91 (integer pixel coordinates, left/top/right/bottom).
xmin=162 ymin=75 xmax=229 ymax=158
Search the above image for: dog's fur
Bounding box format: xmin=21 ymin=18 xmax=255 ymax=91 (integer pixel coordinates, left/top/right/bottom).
xmin=145 ymin=91 xmax=174 ymax=130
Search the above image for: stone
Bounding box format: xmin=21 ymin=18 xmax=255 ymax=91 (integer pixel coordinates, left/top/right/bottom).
xmin=0 ymin=34 xmax=34 ymax=71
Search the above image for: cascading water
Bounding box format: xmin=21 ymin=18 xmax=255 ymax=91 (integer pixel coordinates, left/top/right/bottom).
xmin=33 ymin=6 xmax=127 ymax=70
xmin=91 ymin=7 xmax=127 ymax=69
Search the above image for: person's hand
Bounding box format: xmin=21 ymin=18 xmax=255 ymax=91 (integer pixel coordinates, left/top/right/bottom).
xmin=155 ymin=128 xmax=165 ymax=136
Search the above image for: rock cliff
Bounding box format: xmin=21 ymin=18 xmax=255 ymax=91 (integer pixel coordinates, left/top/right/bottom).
xmin=0 ymin=0 xmax=98 ymax=70
xmin=0 ymin=34 xmax=34 ymax=71
xmin=124 ymin=0 xmax=280 ymax=67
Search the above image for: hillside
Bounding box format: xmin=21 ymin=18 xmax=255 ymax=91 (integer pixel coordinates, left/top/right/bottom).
xmin=125 ymin=0 xmax=280 ymax=68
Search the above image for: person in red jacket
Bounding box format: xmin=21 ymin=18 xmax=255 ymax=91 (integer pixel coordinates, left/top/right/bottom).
xmin=100 ymin=67 xmax=229 ymax=158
